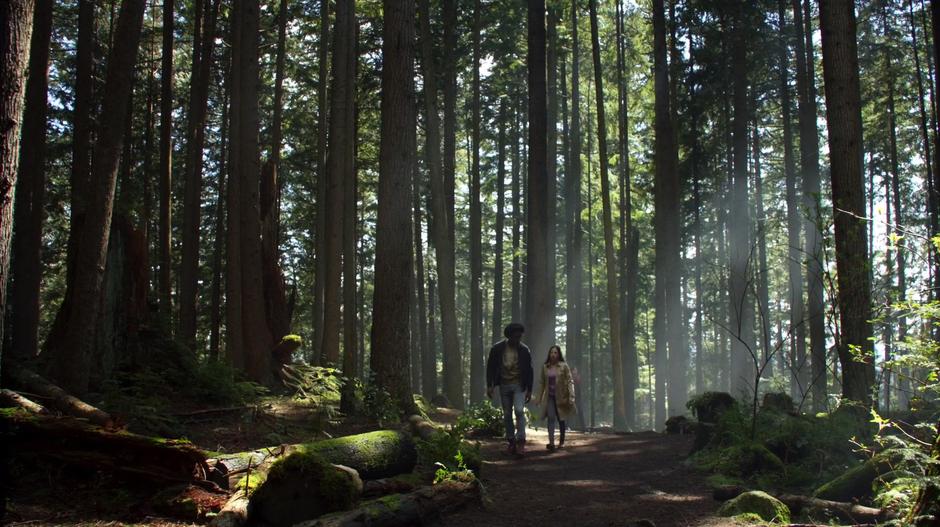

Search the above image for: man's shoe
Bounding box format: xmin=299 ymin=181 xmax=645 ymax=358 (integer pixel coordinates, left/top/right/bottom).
xmin=516 ymin=439 xmax=526 ymax=455
xmin=507 ymin=440 xmax=516 ymax=455
xmin=546 ymin=443 xmax=555 ymax=451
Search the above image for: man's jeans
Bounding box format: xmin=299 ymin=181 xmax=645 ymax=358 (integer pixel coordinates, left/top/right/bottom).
xmin=498 ymin=383 xmax=526 ymax=443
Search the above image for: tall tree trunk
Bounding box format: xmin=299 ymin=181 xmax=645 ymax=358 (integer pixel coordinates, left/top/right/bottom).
xmin=526 ymin=0 xmax=552 ymax=390
xmin=66 ymin=0 xmax=94 ymax=283
xmin=616 ymin=0 xmax=637 ymax=428
xmin=412 ymin=160 xmax=428 ymax=398
xmin=209 ymin=98 xmax=227 ymax=361
xmin=426 ymin=277 xmax=438 ymax=396
xmin=492 ymin=101 xmax=507 ymax=345
xmin=262 ymin=0 xmax=291 ymax=342
xmin=417 ymin=0 xmax=450 ymax=402
xmin=779 ymin=0 xmax=806 ymax=403
xmin=728 ymin=3 xmax=755 ymax=398
xmin=588 ymin=0 xmax=625 ymax=429
xmin=48 ymin=0 xmax=146 ymax=394
xmin=372 ymin=0 xmax=417 ymax=414
xmin=312 ymin=0 xmax=330 ymax=363
xmin=339 ymin=5 xmax=358 ymax=412
xmin=566 ymin=0 xmax=584 ymax=379
xmin=180 ymin=0 xmax=220 ymax=350
xmin=754 ymin=120 xmax=772 ymax=378
xmin=321 ymin=0 xmax=355 ymax=367
xmin=0 ymin=0 xmax=36 ymax=376
xmin=511 ymin=107 xmax=522 ymax=323
xmin=881 ymin=3 xmax=906 ymax=410
xmin=440 ymin=0 xmax=463 ymax=409
xmin=819 ymin=0 xmax=875 ymax=406
xmin=932 ymin=0 xmax=940 ymax=307
xmin=228 ymin=0 xmax=274 ymax=383
xmin=547 ymin=2 xmax=559 ymax=329
xmin=793 ymin=0 xmax=826 ymax=411
xmin=158 ymin=0 xmax=174 ymax=319
xmin=226 ymin=1 xmax=246 ymax=370
xmin=469 ymin=0 xmax=484 ymax=403
xmin=652 ymin=0 xmax=679 ymax=429
xmin=8 ymin=0 xmax=50 ymax=364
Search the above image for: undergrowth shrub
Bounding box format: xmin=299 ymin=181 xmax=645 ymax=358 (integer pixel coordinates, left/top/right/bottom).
xmin=416 ymin=426 xmax=482 ymax=476
xmin=456 ymin=401 xmax=504 ymax=437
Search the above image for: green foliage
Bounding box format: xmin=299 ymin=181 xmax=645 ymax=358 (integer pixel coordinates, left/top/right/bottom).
xmin=864 ymin=414 xmax=940 ymax=518
xmin=413 ymin=394 xmax=435 ymax=419
xmin=355 ymin=375 xmax=400 ymax=425
xmin=455 ymin=401 xmax=504 ymax=437
xmin=433 ymin=450 xmax=477 ymax=484
xmin=416 ymin=426 xmax=482 ymax=477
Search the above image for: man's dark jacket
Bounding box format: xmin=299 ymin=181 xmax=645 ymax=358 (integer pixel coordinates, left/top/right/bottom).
xmin=486 ymin=340 xmax=534 ymax=393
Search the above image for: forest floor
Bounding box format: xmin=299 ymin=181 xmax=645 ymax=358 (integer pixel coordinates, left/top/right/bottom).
xmin=441 ymin=426 xmax=738 ymax=527
xmin=3 ymin=401 xmax=740 ymax=527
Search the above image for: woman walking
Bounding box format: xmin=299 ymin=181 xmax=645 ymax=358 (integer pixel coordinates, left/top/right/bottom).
xmin=536 ymin=345 xmax=576 ymax=451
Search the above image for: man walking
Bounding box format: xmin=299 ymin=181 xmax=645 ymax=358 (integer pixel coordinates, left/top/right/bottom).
xmin=486 ymin=322 xmax=533 ymax=456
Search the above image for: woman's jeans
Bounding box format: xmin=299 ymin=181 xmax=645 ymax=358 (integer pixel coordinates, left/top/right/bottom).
xmin=499 ymin=383 xmax=526 ymax=444
xmin=547 ymin=395 xmax=566 ymax=445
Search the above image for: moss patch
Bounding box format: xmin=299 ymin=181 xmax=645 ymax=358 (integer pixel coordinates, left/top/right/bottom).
xmin=718 ymin=491 xmax=790 ymax=523
xmin=299 ymin=430 xmax=417 ymax=479
xmin=248 ymin=451 xmax=360 ymax=526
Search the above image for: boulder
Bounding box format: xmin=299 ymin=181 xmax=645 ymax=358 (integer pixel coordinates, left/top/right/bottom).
xmin=718 ymin=490 xmax=791 ymax=523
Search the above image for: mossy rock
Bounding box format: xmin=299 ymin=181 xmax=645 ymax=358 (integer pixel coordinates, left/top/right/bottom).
xmin=761 ymin=393 xmax=795 ymax=414
xmin=300 ymin=430 xmax=417 ymax=480
xmin=247 ymin=451 xmax=361 ymax=526
xmin=718 ymin=491 xmax=790 ymax=523
xmin=813 ymin=453 xmax=892 ymax=502
xmin=715 ymin=443 xmax=784 ymax=477
xmin=687 ymin=392 xmax=737 ymax=424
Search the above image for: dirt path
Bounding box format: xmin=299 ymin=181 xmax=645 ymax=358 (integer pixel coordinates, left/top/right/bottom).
xmin=442 ymin=427 xmax=735 ymax=527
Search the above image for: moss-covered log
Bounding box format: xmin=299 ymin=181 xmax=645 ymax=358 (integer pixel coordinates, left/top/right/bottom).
xmin=0 ymin=389 xmax=46 ymax=414
xmin=294 ymin=480 xmax=480 ymax=527
xmin=779 ymin=494 xmax=893 ymax=524
xmin=813 ymin=454 xmax=892 ymax=502
xmin=290 ymin=430 xmax=417 ymax=480
xmin=1 ymin=409 xmax=211 ymax=485
xmin=2 ymin=366 xmax=113 ymax=427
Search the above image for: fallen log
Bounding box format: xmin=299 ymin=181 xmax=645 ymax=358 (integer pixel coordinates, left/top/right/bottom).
xmin=3 ymin=366 xmax=113 ymax=427
xmin=406 ymin=414 xmax=438 ymax=441
xmin=777 ymin=494 xmax=894 ymax=524
xmin=0 ymin=389 xmax=47 ymax=414
xmin=294 ymin=480 xmax=480 ymax=527
xmin=2 ymin=410 xmax=210 ymax=486
xmin=210 ymin=489 xmax=250 ymax=527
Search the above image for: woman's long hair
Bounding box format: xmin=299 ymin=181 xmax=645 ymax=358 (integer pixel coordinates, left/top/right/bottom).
xmin=544 ymin=345 xmax=566 ymax=365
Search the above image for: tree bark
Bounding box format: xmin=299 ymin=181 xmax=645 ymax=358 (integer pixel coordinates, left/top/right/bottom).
xmin=340 ymin=15 xmax=359 ymax=411
xmin=8 ymin=0 xmax=50 ymax=364
xmin=779 ymin=0 xmax=806 ymax=405
xmin=819 ymin=0 xmax=875 ymax=407
xmin=158 ymin=0 xmax=174 ymax=319
xmin=261 ymin=0 xmax=292 ymax=343
xmin=566 ymin=0 xmax=584 ymax=378
xmin=48 ymin=0 xmax=146 ymax=394
xmin=372 ymin=0 xmax=417 ymax=414
xmin=652 ymin=0 xmax=680 ymax=429
xmin=321 ymin=0 xmax=355 ymax=367
xmin=312 ymin=0 xmax=330 ymax=364
xmin=228 ymin=0 xmax=274 ymax=383
xmin=792 ymin=0 xmax=826 ymax=412
xmin=469 ymin=0 xmax=484 ymax=403
xmin=728 ymin=3 xmax=755 ymax=398
xmin=492 ymin=102 xmax=507 ymax=345
xmin=588 ymin=0 xmax=625 ymax=429
xmin=417 ymin=0 xmax=439 ymax=400
xmin=441 ymin=0 xmax=463 ymax=409
xmin=179 ymin=0 xmax=220 ymax=350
